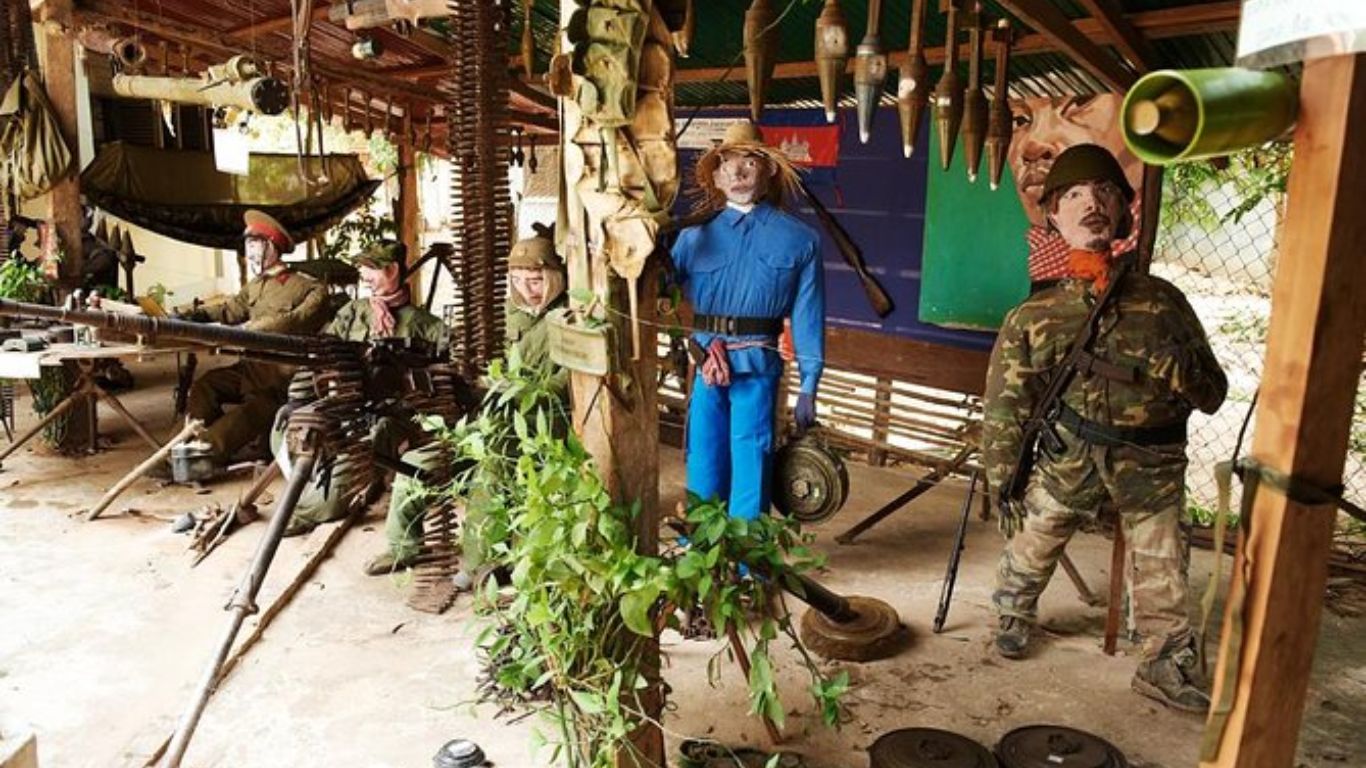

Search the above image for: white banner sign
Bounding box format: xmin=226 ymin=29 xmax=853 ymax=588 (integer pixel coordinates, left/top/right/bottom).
xmin=674 ymin=117 xmax=747 ymax=151
xmin=212 ymin=128 xmax=251 ymax=176
xmin=1237 ymin=0 xmax=1366 ymax=68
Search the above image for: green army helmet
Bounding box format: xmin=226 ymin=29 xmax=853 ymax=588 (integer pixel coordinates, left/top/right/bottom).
xmin=356 ymin=240 xmax=406 ymax=270
xmin=508 ymin=235 xmax=562 ymax=271
xmin=1041 ymin=143 xmax=1135 ymax=204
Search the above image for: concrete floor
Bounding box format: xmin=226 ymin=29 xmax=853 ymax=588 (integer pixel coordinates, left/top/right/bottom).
xmin=0 ymin=360 xmax=1362 ymax=767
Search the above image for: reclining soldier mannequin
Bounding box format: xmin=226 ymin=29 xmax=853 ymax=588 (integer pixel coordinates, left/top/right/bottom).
xmin=272 ymin=241 xmax=448 ymax=537
xmin=175 ymin=210 xmax=330 ymax=475
xmin=364 ymin=233 xmax=568 ymax=577
xmin=983 ymin=144 xmax=1227 ymax=713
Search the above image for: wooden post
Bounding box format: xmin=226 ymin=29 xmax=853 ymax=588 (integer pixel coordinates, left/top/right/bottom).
xmin=396 ymin=140 xmax=423 ymax=296
xmin=557 ymin=1 xmax=665 ymax=763
xmin=1201 ymin=53 xmax=1366 ymax=768
xmin=35 ymin=0 xmax=84 ymax=288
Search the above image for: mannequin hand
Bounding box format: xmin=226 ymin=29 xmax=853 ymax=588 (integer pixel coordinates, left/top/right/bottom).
xmin=998 ymin=498 xmax=1025 ymax=539
xmin=794 ymin=392 xmax=817 ymax=435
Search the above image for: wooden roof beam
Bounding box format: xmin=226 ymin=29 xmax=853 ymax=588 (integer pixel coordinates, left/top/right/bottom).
xmin=671 ymin=2 xmax=1238 ymax=85
xmin=993 ymin=0 xmax=1136 ymax=90
xmin=1074 ymin=0 xmax=1161 ymax=74
xmin=225 ymin=4 xmax=330 ymax=38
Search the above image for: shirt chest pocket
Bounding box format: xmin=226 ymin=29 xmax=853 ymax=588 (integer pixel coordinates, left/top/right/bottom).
xmin=753 ymin=248 xmax=800 ymax=303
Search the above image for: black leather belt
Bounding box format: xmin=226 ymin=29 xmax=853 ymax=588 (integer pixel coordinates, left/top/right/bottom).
xmin=694 ymin=313 xmax=783 ymax=337
xmin=1058 ymin=403 xmax=1187 ymax=447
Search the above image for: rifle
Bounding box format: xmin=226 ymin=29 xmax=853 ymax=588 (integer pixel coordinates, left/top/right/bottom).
xmin=797 ymin=179 xmax=894 ymax=318
xmin=934 ymin=468 xmax=979 ymax=633
xmin=1000 ymin=256 xmax=1135 ymax=516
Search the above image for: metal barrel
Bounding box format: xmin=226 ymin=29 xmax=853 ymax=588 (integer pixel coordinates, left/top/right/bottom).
xmin=0 ymin=298 xmax=343 ymax=357
xmin=161 ymin=446 xmax=320 ymax=768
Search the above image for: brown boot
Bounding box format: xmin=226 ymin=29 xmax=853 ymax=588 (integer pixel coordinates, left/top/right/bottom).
xmin=1132 ymin=642 xmax=1210 ymax=714
xmin=994 ymin=616 xmax=1031 ymax=659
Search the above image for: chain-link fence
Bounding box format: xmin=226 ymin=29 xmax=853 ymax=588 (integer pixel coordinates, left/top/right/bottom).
xmin=1150 ymin=148 xmax=1366 ymax=527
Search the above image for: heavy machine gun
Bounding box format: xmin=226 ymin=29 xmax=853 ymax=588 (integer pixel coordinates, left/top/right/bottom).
xmin=0 ymin=298 xmax=475 ymax=767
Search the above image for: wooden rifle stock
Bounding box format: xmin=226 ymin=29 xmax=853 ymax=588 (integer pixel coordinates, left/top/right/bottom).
xmin=797 ymin=180 xmax=894 ymax=318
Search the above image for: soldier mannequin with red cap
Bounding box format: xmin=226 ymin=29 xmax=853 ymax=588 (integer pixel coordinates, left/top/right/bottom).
xmin=175 ymin=210 xmax=330 ymax=470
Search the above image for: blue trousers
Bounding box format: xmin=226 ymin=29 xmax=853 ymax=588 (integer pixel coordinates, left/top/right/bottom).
xmin=686 ymin=370 xmax=781 ymax=521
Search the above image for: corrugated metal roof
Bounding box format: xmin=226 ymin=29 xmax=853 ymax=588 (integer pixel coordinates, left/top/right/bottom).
xmin=83 ymin=1 xmax=1245 ymax=132
xmin=613 ymin=0 xmax=1241 ymax=107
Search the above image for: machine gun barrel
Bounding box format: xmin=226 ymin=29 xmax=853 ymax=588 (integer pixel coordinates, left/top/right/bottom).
xmin=0 ymin=298 xmax=349 ymax=363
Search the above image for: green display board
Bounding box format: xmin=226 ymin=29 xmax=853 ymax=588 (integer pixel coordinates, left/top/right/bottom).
xmin=919 ymin=129 xmax=1031 ymax=331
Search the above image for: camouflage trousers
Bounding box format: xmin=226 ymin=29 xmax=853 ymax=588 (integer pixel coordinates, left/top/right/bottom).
xmin=994 ymin=439 xmax=1194 ymax=661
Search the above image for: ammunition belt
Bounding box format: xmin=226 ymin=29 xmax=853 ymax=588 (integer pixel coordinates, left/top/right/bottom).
xmin=1057 ymin=403 xmax=1187 ymax=447
xmin=693 ymin=313 xmax=783 ymax=337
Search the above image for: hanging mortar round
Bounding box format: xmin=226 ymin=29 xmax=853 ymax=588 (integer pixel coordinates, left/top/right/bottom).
xmin=671 ymin=0 xmax=695 ymax=57
xmin=934 ymin=0 xmax=966 ymax=170
xmin=814 ymin=0 xmax=850 ymax=124
xmin=744 ymin=0 xmax=780 ymax=123
xmin=896 ymin=0 xmax=931 ymax=158
xmin=985 ymin=19 xmax=1014 ymax=190
xmin=854 ymin=0 xmax=887 ymax=143
xmin=961 ymin=3 xmax=989 ymax=182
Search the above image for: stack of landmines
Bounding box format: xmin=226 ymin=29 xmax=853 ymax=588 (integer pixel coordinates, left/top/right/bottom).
xmin=443 ymin=0 xmax=513 ymax=382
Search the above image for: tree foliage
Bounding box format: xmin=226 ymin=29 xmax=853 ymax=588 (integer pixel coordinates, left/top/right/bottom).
xmin=1160 ymin=143 xmax=1292 ymax=233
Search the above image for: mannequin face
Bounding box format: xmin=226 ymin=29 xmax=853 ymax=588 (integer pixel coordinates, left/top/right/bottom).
xmin=359 ymin=263 xmax=400 ymax=294
xmin=1047 ymin=180 xmax=1125 ymax=251
xmin=245 ymin=236 xmax=280 ymax=276
xmin=509 ymin=268 xmax=546 ymax=308
xmin=714 ymin=150 xmax=774 ymax=206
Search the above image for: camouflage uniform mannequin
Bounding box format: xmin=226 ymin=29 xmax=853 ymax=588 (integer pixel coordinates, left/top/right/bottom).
xmin=276 ymin=241 xmax=447 ymax=536
xmin=983 ymin=144 xmax=1227 ymax=712
xmin=178 ymin=210 xmax=330 ymax=465
xmin=364 ymin=233 xmax=568 ymax=575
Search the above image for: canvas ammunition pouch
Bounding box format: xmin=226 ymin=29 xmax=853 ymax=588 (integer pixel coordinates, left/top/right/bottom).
xmin=567 ymin=0 xmax=649 ymax=127
xmin=0 ymin=72 xmax=75 ymax=201
xmin=1057 ymin=403 xmax=1187 ymax=448
xmin=693 ymin=313 xmax=783 ymax=338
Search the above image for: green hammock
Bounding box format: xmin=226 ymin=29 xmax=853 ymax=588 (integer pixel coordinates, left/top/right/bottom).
xmin=80 ymin=141 xmax=381 ymax=250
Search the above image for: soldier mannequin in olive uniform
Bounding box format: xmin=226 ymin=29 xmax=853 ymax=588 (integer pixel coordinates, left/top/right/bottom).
xmin=984 ymin=145 xmax=1227 ymax=712
xmin=364 ymin=233 xmax=568 ymax=576
xmin=276 ymin=241 xmax=447 ymax=537
xmin=177 ymin=210 xmax=330 ymax=468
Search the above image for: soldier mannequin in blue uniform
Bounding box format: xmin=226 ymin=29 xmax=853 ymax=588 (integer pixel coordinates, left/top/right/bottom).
xmin=671 ymin=121 xmax=826 ymax=520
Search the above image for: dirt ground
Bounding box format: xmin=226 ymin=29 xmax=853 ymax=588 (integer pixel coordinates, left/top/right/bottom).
xmin=1 ymin=359 xmax=1362 ymax=768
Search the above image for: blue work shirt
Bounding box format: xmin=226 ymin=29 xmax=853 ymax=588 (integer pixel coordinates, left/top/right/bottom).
xmin=671 ymin=202 xmax=826 ymax=395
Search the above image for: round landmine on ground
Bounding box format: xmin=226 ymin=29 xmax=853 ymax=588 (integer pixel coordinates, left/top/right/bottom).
xmin=799 ymin=594 xmax=911 ymax=662
xmin=870 ymin=727 xmax=999 ymax=768
xmin=995 ymin=725 xmax=1128 ymax=768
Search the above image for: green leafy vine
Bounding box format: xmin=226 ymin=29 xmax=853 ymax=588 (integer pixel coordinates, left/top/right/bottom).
xmin=435 ymin=353 xmax=847 ymax=768
xmin=0 ymin=257 xmax=71 ymax=446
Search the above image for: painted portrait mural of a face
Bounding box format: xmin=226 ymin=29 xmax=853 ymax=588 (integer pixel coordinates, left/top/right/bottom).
xmin=1006 ymin=94 xmax=1144 ymax=226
